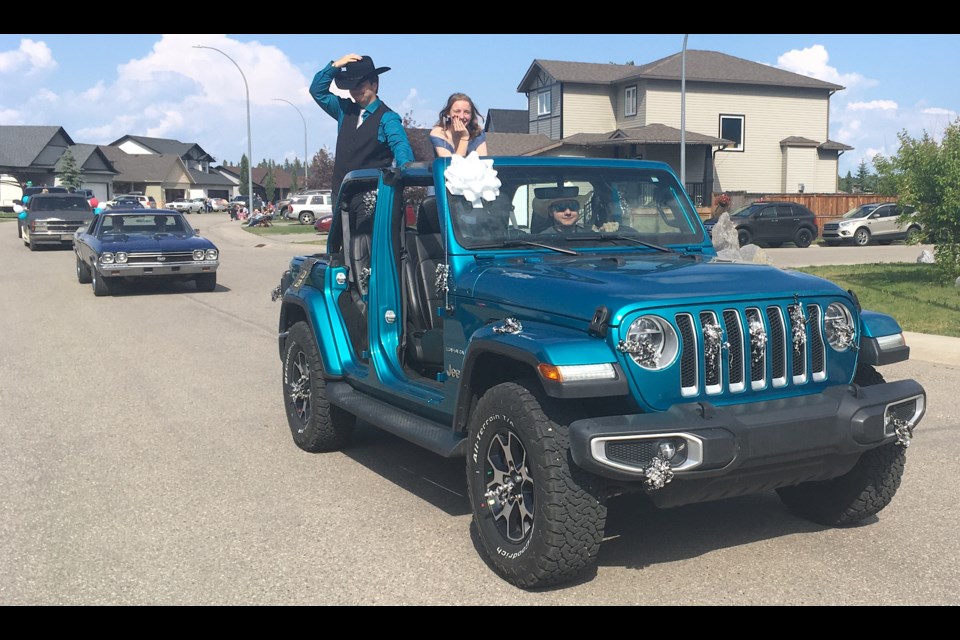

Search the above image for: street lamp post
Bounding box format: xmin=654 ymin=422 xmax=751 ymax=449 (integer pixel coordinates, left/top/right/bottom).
xmin=194 ymin=45 xmax=254 ymax=210
xmin=273 ymin=98 xmax=309 ymax=189
xmin=680 ymin=34 xmax=688 ymax=191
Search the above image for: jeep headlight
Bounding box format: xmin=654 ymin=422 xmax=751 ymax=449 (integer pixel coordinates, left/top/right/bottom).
xmin=193 ymin=249 xmax=205 ymax=260
xmin=100 ymin=252 xmax=114 ymax=264
xmin=824 ymin=302 xmax=856 ymax=351
xmin=204 ymin=249 xmax=218 ymax=260
xmin=619 ymin=315 xmax=679 ymax=370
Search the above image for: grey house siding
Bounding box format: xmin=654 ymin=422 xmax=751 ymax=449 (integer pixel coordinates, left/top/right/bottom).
xmin=528 ymin=84 xmax=562 ymax=139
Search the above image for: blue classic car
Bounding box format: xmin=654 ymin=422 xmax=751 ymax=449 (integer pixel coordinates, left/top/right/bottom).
xmin=74 ymin=209 xmax=219 ymax=296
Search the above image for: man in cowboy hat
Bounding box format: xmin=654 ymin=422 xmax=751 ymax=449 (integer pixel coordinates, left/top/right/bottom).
xmin=309 ymin=53 xmax=414 ymax=203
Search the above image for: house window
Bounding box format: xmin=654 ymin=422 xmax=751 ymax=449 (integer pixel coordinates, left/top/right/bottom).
xmin=624 ymin=86 xmax=637 ymax=117
xmin=720 ymin=114 xmax=744 ymax=151
xmin=537 ymin=91 xmax=551 ymax=116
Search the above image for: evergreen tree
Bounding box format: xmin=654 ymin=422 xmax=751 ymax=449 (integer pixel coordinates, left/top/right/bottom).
xmin=309 ymin=147 xmax=335 ymax=190
xmin=238 ymin=155 xmax=250 ymax=196
xmin=58 ymin=148 xmax=82 ymax=189
xmin=264 ymin=164 xmax=276 ymax=203
xmin=855 ymin=159 xmax=871 ymax=192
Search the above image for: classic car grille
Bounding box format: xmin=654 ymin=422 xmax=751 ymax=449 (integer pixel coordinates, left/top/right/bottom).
xmin=126 ymin=252 xmax=195 ymax=265
xmin=677 ymin=302 xmax=832 ymax=398
xmin=605 ymin=440 xmax=658 ymax=467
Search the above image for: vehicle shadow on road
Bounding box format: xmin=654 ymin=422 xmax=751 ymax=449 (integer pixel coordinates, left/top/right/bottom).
xmin=106 ymin=280 xmax=230 ymax=296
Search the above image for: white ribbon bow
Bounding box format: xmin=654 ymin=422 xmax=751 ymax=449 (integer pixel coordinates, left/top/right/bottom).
xmin=443 ymin=152 xmax=501 ymax=209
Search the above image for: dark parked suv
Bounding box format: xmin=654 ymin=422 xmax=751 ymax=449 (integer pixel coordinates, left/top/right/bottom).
xmin=704 ymin=201 xmax=819 ymax=248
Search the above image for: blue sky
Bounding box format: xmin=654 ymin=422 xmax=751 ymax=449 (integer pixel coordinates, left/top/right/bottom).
xmin=2 ymin=34 xmax=957 ymax=177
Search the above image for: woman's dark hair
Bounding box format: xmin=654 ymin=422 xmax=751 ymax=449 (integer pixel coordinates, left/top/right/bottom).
xmin=436 ymin=92 xmax=483 ymax=140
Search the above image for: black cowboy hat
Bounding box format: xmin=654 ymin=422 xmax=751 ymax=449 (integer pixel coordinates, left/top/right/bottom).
xmin=334 ymin=55 xmax=391 ymax=90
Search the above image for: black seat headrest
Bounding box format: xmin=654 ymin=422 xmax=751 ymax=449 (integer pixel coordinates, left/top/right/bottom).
xmin=417 ymin=197 xmax=441 ymax=235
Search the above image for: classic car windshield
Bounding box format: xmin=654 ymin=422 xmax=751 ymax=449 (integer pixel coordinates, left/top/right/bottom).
xmin=447 ymin=165 xmax=703 ymax=250
xmin=97 ymin=213 xmax=193 ymax=237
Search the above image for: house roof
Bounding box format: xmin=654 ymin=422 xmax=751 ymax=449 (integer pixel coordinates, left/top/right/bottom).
xmin=780 ymin=136 xmax=821 ymax=147
xmin=519 ymin=50 xmax=844 ymax=93
xmin=188 ymin=167 xmax=235 ymax=187
xmin=486 ymin=132 xmax=555 ymax=156
xmin=108 ymin=134 xmax=215 ymax=162
xmin=0 ymin=125 xmax=75 ymax=167
xmin=484 ymin=109 xmax=528 ymax=133
xmin=57 ymin=144 xmax=119 ymax=175
xmin=569 ymin=123 xmax=730 ymax=147
xmin=101 ymin=146 xmax=190 ymax=183
xmin=820 ymin=139 xmax=854 ymax=151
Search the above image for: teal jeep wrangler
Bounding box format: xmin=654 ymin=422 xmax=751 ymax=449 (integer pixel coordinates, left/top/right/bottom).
xmin=274 ymin=156 xmax=925 ymax=588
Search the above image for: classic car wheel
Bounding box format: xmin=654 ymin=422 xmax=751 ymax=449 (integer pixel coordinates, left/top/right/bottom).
xmin=298 ymin=211 xmax=315 ymax=225
xmin=737 ymin=229 xmax=752 ymax=247
xmin=282 ymin=321 xmax=355 ymax=452
xmin=195 ymin=272 xmax=217 ymax=292
xmin=466 ymin=380 xmax=606 ymax=589
xmin=794 ymin=228 xmax=813 ymax=248
xmin=854 ymin=227 xmax=871 ymax=246
xmin=17 ymin=223 xmax=22 ymax=239
xmin=76 ymin=255 xmax=92 ymax=284
xmin=91 ymin=268 xmax=112 ymax=297
xmin=776 ymin=365 xmax=906 ymax=526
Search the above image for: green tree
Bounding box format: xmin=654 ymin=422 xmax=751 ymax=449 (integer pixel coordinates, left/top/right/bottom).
xmin=308 ymin=146 xmax=335 ymax=190
xmin=238 ymin=154 xmax=250 ymax=196
xmin=874 ymin=121 xmax=960 ymax=281
xmin=57 ymin=148 xmax=82 ymax=189
xmin=838 ymin=170 xmax=854 ymax=193
xmin=855 ymin=159 xmax=872 ymax=192
xmin=264 ymin=164 xmax=276 ymax=203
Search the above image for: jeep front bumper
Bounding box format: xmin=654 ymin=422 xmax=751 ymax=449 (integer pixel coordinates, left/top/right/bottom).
xmin=569 ymin=379 xmax=924 ymax=499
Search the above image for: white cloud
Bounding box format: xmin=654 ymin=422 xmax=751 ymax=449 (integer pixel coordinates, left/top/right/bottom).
xmin=775 ymin=44 xmax=874 ymax=90
xmin=0 ymin=107 xmax=21 ymax=124
xmin=848 ymin=100 xmax=898 ymax=112
xmin=0 ymin=38 xmax=57 ymax=75
xmin=34 ymin=88 xmax=59 ymax=104
xmin=922 ymin=107 xmax=956 ymax=117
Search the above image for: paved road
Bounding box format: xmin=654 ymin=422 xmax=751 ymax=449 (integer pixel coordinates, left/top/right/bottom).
xmin=0 ymin=216 xmax=957 ymax=605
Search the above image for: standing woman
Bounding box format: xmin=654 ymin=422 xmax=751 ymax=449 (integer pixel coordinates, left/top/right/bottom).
xmin=430 ymin=93 xmax=488 ymax=157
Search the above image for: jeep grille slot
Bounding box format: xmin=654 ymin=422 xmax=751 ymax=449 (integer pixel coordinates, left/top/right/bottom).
xmin=767 ymin=306 xmax=787 ymax=387
xmin=677 ymin=313 xmax=698 ymax=397
xmin=808 ymin=304 xmax=827 ymax=381
xmin=746 ymin=307 xmax=766 ymax=389
xmin=723 ymin=310 xmax=745 ymax=392
xmin=699 ymin=311 xmax=722 ymax=394
xmin=789 ymin=304 xmax=808 ymax=383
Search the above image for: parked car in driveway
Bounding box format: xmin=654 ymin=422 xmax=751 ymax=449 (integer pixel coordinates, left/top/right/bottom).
xmin=313 ymin=213 xmax=334 ymax=233
xmin=703 ymin=201 xmax=819 ymax=248
xmin=18 ymin=192 xmax=93 ymax=250
xmin=168 ymin=198 xmax=204 ymax=214
xmin=285 ymin=192 xmax=333 ymax=225
xmin=74 ymin=209 xmax=219 ymax=296
xmin=822 ymin=203 xmax=923 ymax=246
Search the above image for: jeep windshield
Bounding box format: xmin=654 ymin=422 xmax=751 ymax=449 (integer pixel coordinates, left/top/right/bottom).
xmin=447 ymin=165 xmax=704 ymax=250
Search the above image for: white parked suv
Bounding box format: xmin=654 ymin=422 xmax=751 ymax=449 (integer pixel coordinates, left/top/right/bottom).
xmin=285 ymin=192 xmax=332 ymax=225
xmin=822 ymin=203 xmax=924 ymax=246
xmin=168 ymin=198 xmax=204 ymax=213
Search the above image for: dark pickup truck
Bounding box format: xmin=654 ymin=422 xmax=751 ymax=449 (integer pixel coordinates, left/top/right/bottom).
xmin=19 ymin=193 xmax=93 ymax=250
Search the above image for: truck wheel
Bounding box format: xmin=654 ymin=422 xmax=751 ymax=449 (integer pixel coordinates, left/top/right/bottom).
xmin=91 ymin=268 xmax=112 ymax=297
xmin=776 ymin=364 xmax=905 ymax=525
xmin=466 ymin=380 xmax=606 ymax=588
xmin=282 ymin=321 xmax=355 ymax=452
xmin=854 ymin=227 xmax=871 ymax=246
xmin=76 ymin=255 xmax=92 ymax=284
xmin=298 ymin=211 xmax=315 ymax=225
xmin=794 ymin=228 xmax=813 ymax=248
xmin=195 ymin=272 xmax=217 ymax=292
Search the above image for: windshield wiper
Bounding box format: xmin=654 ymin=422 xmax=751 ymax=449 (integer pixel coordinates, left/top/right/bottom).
xmin=561 ymin=233 xmax=681 ymax=254
xmin=469 ymin=239 xmax=579 ymax=255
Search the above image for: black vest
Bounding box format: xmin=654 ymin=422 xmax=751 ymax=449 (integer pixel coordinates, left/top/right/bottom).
xmin=332 ymin=101 xmax=395 ymax=203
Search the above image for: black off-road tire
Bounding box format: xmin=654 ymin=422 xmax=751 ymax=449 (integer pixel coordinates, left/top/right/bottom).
xmin=466 ymin=380 xmax=606 ymax=589
xmin=794 ymin=228 xmax=814 ymax=248
xmin=298 ymin=211 xmax=315 ymax=225
xmin=737 ymin=228 xmax=752 ymax=247
xmin=91 ymin=267 xmax=112 ymax=296
xmin=76 ymin=255 xmax=92 ymax=284
xmin=854 ymin=227 xmax=871 ymax=246
xmin=777 ymin=364 xmax=905 ymax=525
xmin=195 ymin=272 xmax=217 ymax=292
xmin=282 ymin=321 xmax=355 ymax=452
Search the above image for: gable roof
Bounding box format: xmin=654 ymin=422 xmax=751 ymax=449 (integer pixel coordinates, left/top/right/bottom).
xmin=57 ymin=144 xmax=119 ymax=175
xmin=0 ymin=125 xmax=75 ymax=167
xmin=188 ymin=167 xmax=235 ymax=187
xmin=108 ymin=134 xmax=215 ymax=162
xmin=486 ymin=132 xmax=555 ymax=156
xmin=517 ymin=124 xmax=731 ymax=156
xmin=484 ymin=109 xmax=528 ymax=133
xmin=101 ymin=146 xmax=191 ymax=183
xmin=519 ymin=50 xmax=844 ymax=92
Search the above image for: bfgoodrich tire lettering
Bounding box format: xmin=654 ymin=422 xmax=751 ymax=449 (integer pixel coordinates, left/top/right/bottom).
xmin=776 ymin=365 xmax=906 ymax=525
xmin=282 ymin=321 xmax=355 ymax=452
xmin=466 ymin=380 xmax=606 ymax=589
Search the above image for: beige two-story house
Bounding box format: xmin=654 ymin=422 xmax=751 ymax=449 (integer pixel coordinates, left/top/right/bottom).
xmin=517 ymin=50 xmax=852 ymax=201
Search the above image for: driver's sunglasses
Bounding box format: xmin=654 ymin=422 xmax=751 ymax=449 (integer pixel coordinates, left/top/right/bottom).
xmin=550 ymin=201 xmax=580 ymax=213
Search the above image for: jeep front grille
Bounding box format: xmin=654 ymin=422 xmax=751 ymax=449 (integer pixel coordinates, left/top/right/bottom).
xmin=677 ymin=303 xmax=831 ymax=398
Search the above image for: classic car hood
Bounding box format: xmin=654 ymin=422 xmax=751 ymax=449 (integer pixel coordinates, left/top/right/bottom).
xmin=466 ymin=253 xmax=845 ymax=322
xmin=99 ymin=233 xmax=214 ymax=251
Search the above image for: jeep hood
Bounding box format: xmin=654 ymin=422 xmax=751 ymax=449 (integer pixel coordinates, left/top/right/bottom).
xmin=467 ymin=254 xmax=845 ymax=322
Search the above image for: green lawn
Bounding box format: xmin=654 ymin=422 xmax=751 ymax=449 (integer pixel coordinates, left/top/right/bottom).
xmin=796 ymin=263 xmax=960 ymax=337
xmin=241 ymin=219 xmax=319 ymax=236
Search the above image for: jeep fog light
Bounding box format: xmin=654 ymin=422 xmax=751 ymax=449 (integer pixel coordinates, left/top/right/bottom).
xmin=193 ymin=250 xmax=205 ymax=260
xmin=100 ymin=252 xmax=115 ymax=265
xmin=538 ymin=363 xmax=616 ymax=382
xmin=658 ymin=438 xmax=687 ymax=465
xmin=824 ymin=303 xmax=856 ymax=351
xmin=618 ymin=315 xmax=679 ymax=370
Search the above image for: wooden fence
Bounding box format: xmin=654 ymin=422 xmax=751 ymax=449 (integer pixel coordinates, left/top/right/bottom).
xmin=700 ymin=192 xmax=900 ymax=230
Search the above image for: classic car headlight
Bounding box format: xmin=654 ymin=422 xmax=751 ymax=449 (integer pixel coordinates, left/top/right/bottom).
xmin=824 ymin=302 xmax=856 ymax=351
xmin=204 ymin=249 xmax=218 ymax=260
xmin=620 ymin=315 xmax=679 ymax=370
xmin=100 ymin=252 xmax=115 ymax=264
xmin=115 ymin=252 xmax=128 ymax=264
xmin=193 ymin=249 xmax=205 ymax=260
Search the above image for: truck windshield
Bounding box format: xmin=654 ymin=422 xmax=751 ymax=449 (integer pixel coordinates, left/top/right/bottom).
xmin=446 ymin=165 xmax=704 ymax=250
xmin=29 ymin=196 xmax=90 ymax=212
